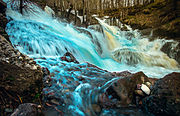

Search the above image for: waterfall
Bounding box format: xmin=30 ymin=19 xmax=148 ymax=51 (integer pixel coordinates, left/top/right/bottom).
xmin=3 ymin=0 xmax=180 ymax=115
xmin=4 ymin=0 xmax=180 ymax=78
xmin=96 ymin=17 xmax=179 ymax=70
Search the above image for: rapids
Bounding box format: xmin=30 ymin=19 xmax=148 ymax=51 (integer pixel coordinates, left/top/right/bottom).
xmin=3 ymin=0 xmax=180 ymax=115
xmin=4 ymin=0 xmax=179 ymax=78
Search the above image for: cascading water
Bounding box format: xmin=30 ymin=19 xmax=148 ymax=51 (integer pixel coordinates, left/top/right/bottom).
xmin=4 ymin=0 xmax=180 ymax=78
xmin=3 ymin=0 xmax=180 ymax=115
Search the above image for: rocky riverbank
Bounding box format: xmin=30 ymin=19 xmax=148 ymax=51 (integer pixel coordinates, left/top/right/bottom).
xmin=0 ymin=2 xmax=43 ymax=114
xmin=0 ymin=34 xmax=43 ymax=115
xmin=120 ymin=0 xmax=180 ymax=65
xmin=3 ymin=51 xmax=179 ymax=116
xmin=97 ymin=0 xmax=180 ymax=39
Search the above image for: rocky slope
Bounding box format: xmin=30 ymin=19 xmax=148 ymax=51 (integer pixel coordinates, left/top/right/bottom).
xmin=0 ymin=34 xmax=43 ymax=115
xmin=0 ymin=2 xmax=44 ymax=114
xmin=0 ymin=35 xmax=43 ymax=92
xmin=102 ymin=0 xmax=180 ymax=40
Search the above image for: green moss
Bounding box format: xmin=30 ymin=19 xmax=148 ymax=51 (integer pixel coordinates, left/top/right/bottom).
xmin=32 ymin=93 xmax=41 ymax=102
xmin=34 ymin=93 xmax=41 ymax=99
xmin=6 ymin=76 xmax=15 ymax=81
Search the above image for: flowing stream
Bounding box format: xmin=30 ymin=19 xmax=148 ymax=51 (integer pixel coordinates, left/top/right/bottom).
xmin=3 ymin=0 xmax=180 ymax=115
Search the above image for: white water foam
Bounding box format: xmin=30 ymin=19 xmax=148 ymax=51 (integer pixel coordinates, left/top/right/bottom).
xmin=4 ymin=0 xmax=180 ymax=79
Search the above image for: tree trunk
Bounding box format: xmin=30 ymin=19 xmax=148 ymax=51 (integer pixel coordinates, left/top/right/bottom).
xmin=75 ymin=5 xmax=77 ymax=24
xmin=86 ymin=0 xmax=89 ymax=27
xmin=20 ymin=0 xmax=23 ymax=14
xmin=67 ymin=4 xmax=73 ymax=20
xmin=111 ymin=0 xmax=114 ymax=8
xmin=137 ymin=0 xmax=140 ymax=5
xmin=54 ymin=2 xmax=58 ymax=15
xmin=100 ymin=0 xmax=102 ymax=11
xmin=82 ymin=0 xmax=85 ymax=24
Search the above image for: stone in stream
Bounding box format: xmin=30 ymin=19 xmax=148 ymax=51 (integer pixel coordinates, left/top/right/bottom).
xmin=60 ymin=51 xmax=79 ymax=63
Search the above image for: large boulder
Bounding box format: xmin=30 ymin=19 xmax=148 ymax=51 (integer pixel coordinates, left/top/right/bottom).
xmin=101 ymin=71 xmax=157 ymax=108
xmin=142 ymin=72 xmax=180 ymax=116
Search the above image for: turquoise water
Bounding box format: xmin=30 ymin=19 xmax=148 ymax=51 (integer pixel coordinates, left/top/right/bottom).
xmin=3 ymin=0 xmax=180 ymax=115
xmin=5 ymin=4 xmax=179 ymax=78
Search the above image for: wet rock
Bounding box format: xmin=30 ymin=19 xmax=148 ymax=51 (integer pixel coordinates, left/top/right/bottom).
xmin=92 ymin=104 xmax=102 ymax=113
xmin=161 ymin=41 xmax=180 ymax=65
xmin=142 ymin=72 xmax=180 ymax=116
xmin=42 ymin=67 xmax=51 ymax=87
xmin=102 ymin=72 xmax=154 ymax=108
xmin=60 ymin=52 xmax=79 ymax=63
xmin=11 ymin=103 xmax=42 ymax=116
xmin=135 ymin=90 xmax=144 ymax=96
